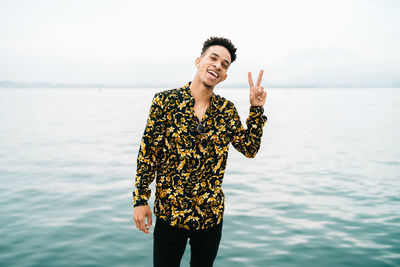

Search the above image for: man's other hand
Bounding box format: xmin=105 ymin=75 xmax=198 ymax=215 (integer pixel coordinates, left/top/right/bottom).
xmin=248 ymin=69 xmax=267 ymax=107
xmin=133 ymin=205 xmax=153 ymax=234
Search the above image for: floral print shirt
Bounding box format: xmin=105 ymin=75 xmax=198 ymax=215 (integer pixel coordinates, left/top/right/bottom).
xmin=133 ymin=82 xmax=268 ymax=230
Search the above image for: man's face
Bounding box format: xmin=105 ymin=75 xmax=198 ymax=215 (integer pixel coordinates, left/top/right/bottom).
xmin=195 ymin=45 xmax=231 ymax=88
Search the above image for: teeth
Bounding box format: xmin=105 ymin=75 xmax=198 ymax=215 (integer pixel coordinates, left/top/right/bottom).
xmin=208 ymin=70 xmax=219 ymax=78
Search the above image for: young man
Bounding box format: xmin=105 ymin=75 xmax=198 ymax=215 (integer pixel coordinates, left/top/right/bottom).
xmin=132 ymin=37 xmax=267 ymax=267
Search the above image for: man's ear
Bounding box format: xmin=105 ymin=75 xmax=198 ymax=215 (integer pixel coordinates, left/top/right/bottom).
xmin=222 ymin=73 xmax=228 ymax=82
xmin=194 ymin=57 xmax=201 ymax=68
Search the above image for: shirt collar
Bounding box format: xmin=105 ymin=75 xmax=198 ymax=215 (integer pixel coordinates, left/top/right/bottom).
xmin=182 ymin=81 xmax=218 ymax=109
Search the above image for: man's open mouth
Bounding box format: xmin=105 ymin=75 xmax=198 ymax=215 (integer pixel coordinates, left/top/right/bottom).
xmin=208 ymin=70 xmax=219 ymax=78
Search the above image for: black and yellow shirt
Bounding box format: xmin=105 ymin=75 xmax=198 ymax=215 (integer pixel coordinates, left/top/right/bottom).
xmin=133 ymin=82 xmax=268 ymax=230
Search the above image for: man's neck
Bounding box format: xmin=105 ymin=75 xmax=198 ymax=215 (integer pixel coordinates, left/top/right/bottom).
xmin=190 ymin=77 xmax=214 ymax=105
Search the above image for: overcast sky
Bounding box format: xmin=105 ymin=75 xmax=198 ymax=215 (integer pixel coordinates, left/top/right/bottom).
xmin=0 ymin=0 xmax=399 ymax=87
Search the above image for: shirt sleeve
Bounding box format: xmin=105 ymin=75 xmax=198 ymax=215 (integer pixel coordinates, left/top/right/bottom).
xmin=132 ymin=92 xmax=166 ymax=207
xmin=230 ymin=105 xmax=268 ymax=158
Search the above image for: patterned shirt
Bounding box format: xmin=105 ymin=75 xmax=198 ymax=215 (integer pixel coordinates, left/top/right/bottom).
xmin=132 ymin=82 xmax=268 ymax=230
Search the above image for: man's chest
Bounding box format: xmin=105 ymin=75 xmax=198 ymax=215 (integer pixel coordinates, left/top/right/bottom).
xmin=164 ymin=104 xmax=232 ymax=151
xmin=193 ymin=103 xmax=209 ymax=122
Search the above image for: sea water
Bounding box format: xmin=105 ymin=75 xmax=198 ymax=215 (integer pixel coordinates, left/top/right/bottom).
xmin=0 ymin=87 xmax=399 ymax=266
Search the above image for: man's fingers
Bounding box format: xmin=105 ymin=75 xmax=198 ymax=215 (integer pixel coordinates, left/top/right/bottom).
xmin=258 ymin=88 xmax=262 ymax=98
xmin=138 ymin=216 xmax=151 ymax=234
xmin=257 ymin=70 xmax=264 ymax=86
xmin=143 ymin=216 xmax=150 ymax=233
xmin=134 ymin=218 xmax=140 ymax=231
xmin=138 ymin=216 xmax=147 ymax=233
xmin=249 ymin=70 xmax=264 ymax=87
xmin=248 ymin=72 xmax=254 ymax=87
xmin=147 ymin=213 xmax=153 ymax=229
xmin=133 ymin=212 xmax=141 ymax=231
xmin=143 ymin=223 xmax=149 ymax=234
xmin=137 ymin=218 xmax=144 ymax=232
xmin=133 ymin=206 xmax=152 ymax=234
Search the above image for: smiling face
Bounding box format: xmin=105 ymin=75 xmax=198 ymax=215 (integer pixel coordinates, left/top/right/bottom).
xmin=194 ymin=45 xmax=231 ymax=88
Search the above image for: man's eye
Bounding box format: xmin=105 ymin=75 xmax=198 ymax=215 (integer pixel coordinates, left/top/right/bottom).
xmin=222 ymin=64 xmax=228 ymax=69
xmin=210 ymin=57 xmax=216 ymax=60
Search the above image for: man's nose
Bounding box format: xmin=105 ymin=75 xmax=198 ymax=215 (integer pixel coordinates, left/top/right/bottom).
xmin=213 ymin=62 xmax=221 ymax=70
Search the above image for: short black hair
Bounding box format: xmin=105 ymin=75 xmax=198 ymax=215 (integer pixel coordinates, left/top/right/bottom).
xmin=201 ymin=36 xmax=237 ymax=63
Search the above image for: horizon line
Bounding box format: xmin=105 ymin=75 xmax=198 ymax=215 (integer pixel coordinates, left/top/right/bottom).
xmin=0 ymin=80 xmax=399 ymax=89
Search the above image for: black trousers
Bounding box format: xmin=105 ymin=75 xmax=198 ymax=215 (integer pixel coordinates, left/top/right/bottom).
xmin=153 ymin=217 xmax=223 ymax=267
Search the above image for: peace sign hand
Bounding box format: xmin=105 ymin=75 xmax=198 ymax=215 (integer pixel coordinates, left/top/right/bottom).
xmin=248 ymin=70 xmax=267 ymax=107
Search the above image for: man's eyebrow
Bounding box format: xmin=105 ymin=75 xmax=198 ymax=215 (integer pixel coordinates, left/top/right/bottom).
xmin=210 ymin=52 xmax=231 ymax=65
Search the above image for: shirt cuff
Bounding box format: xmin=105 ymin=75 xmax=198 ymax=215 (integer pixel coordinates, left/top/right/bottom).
xmin=249 ymin=106 xmax=268 ymax=123
xmin=249 ymin=105 xmax=264 ymax=115
xmin=133 ymin=190 xmax=149 ymax=207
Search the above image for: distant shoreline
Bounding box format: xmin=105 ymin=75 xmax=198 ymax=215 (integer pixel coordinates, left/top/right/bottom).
xmin=0 ymin=81 xmax=399 ymax=89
